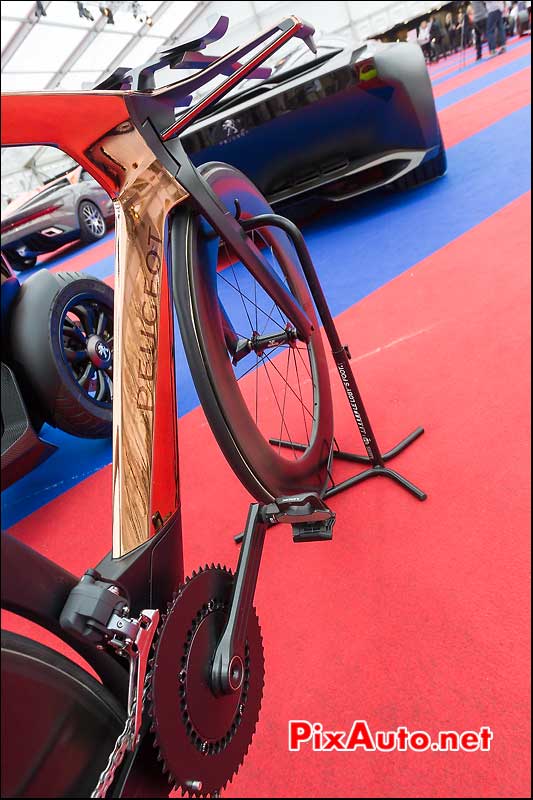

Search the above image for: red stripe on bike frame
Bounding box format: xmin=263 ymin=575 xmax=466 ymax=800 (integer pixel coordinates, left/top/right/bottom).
xmin=439 ymin=66 xmax=531 ymax=148
xmin=162 ymin=18 xmax=307 ymax=140
xmin=433 ymin=40 xmax=531 ymax=97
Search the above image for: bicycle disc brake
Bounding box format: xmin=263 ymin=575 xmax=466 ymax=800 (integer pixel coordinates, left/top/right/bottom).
xmin=149 ymin=565 xmax=264 ymax=797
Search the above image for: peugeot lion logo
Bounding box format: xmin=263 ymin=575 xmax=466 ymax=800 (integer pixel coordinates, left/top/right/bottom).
xmin=96 ymin=341 xmax=111 ymax=361
xmin=222 ymin=118 xmax=239 ymax=136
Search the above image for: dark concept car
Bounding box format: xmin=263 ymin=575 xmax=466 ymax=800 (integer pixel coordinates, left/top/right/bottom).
xmin=181 ymin=37 xmax=447 ymax=209
xmin=1 ymin=252 xmax=113 ymax=489
xmin=1 ymin=165 xmax=114 ymax=270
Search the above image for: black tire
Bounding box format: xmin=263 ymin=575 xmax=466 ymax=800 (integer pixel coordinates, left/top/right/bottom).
xmin=9 ymin=270 xmax=113 ymax=438
xmin=3 ymin=249 xmax=37 ymax=272
xmin=1 ymin=630 xmax=126 ymax=798
xmin=172 ymin=163 xmax=333 ymax=503
xmin=391 ymin=142 xmax=447 ymax=191
xmin=78 ymin=200 xmax=107 ymax=243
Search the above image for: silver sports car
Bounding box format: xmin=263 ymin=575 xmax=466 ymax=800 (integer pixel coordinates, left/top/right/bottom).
xmin=1 ymin=165 xmax=114 ymax=270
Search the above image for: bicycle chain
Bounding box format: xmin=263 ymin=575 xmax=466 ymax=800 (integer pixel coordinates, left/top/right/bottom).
xmin=91 ymin=672 xmax=151 ymax=799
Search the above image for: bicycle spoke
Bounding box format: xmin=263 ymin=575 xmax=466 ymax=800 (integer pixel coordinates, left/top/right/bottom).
xmin=278 ymin=345 xmax=292 ymax=455
xmin=252 ymin=230 xmax=259 ymax=334
xmin=259 ymin=296 xmax=287 ymax=336
xmin=292 ymin=347 xmax=310 ymax=444
xmin=235 ymin=344 xmax=285 ymax=380
xmin=258 ymin=249 xmax=288 ymax=334
xmin=262 ymin=358 xmax=297 ymax=457
xmin=224 ymin=240 xmax=255 ymax=332
xmin=216 ymin=225 xmax=318 ymax=465
xmin=295 ymin=343 xmax=312 ymax=380
xmin=255 ymin=353 xmax=259 ymax=425
xmin=263 ymin=351 xmax=315 ymax=421
xmin=219 ymin=272 xmax=287 ymax=333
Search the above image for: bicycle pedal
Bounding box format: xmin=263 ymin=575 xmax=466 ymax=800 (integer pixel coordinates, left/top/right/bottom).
xmin=292 ymin=514 xmax=335 ymax=543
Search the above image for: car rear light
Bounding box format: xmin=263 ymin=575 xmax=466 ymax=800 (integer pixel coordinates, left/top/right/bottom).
xmin=0 ymin=204 xmax=61 ymax=234
xmin=356 ymin=59 xmax=378 ymax=82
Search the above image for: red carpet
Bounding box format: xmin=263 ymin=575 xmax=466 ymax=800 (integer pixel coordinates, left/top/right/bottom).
xmin=180 ymin=192 xmax=532 ymax=799
xmin=428 ymin=35 xmax=526 ymax=80
xmin=5 ymin=192 xmax=531 ymax=797
xmin=440 ymin=67 xmax=531 ymax=147
xmin=433 ymin=42 xmax=531 ymax=98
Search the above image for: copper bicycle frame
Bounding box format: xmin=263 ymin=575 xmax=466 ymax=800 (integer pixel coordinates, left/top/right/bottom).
xmin=0 ymin=15 xmax=315 ymax=562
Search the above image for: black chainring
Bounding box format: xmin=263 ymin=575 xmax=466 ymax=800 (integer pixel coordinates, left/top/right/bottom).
xmin=149 ymin=565 xmax=264 ymax=797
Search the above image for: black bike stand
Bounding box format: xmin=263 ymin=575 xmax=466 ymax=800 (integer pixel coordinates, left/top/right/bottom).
xmin=240 ymin=214 xmax=427 ymax=504
xmin=269 ymin=429 xmax=426 ymax=500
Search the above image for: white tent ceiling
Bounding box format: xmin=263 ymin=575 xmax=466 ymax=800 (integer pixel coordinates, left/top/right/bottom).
xmin=1 ymin=0 xmax=448 ymax=206
xmin=1 ymin=1 xmax=201 ymax=91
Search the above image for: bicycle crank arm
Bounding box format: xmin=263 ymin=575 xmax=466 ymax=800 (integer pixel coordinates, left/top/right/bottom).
xmin=211 ymin=503 xmax=266 ymax=696
xmin=212 ymin=495 xmax=335 ymax=695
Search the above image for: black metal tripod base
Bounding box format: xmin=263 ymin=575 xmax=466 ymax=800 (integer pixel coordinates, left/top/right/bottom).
xmin=237 ymin=211 xmax=429 ymax=535
xmin=269 ymin=426 xmax=427 ymax=502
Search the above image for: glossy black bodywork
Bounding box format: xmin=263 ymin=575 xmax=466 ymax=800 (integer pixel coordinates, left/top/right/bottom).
xmin=1 ymin=256 xmax=55 ymax=489
xmin=181 ymin=39 xmax=444 ymax=207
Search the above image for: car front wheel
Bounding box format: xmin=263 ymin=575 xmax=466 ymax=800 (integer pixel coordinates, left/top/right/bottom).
xmin=78 ymin=200 xmax=107 ymax=243
xmin=9 ymin=270 xmax=114 ymax=438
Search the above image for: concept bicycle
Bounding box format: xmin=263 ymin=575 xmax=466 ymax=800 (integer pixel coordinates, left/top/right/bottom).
xmin=1 ymin=13 xmax=426 ymax=798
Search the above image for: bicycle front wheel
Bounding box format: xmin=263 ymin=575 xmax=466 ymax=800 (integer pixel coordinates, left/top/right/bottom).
xmin=172 ymin=163 xmax=333 ymax=503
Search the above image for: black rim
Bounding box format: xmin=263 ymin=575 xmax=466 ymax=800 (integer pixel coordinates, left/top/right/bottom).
xmin=179 ymin=163 xmax=333 ymax=501
xmin=59 ymin=292 xmax=113 ymax=406
xmin=216 ymin=227 xmax=320 ymax=463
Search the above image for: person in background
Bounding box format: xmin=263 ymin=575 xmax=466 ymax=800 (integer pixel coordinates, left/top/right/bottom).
xmin=516 ymin=0 xmax=532 ymax=34
xmin=507 ymin=1 xmax=518 ymax=34
xmin=445 ymin=11 xmax=458 ymax=51
xmin=418 ymin=19 xmax=433 ymax=61
xmin=471 ymin=1 xmax=488 ymax=59
xmin=503 ymin=1 xmax=513 ymax=33
xmin=486 ymin=0 xmax=507 ymax=54
xmin=457 ymin=8 xmax=472 ymax=47
xmin=429 ymin=14 xmax=444 ymax=59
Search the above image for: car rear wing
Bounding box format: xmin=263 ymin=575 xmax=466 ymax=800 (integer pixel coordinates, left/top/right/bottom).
xmin=1 ymin=15 xmax=315 ymax=162
xmin=121 ymin=16 xmax=316 ymax=142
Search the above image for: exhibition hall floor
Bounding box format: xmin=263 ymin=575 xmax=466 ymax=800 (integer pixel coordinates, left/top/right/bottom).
xmin=2 ymin=37 xmax=531 ymax=798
